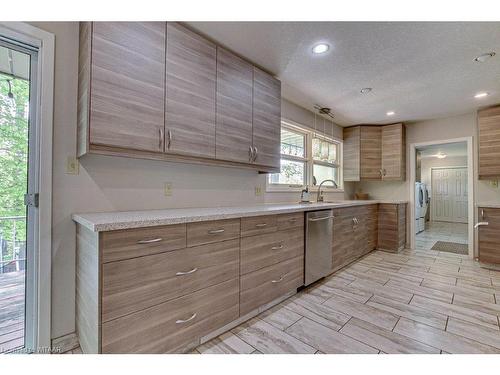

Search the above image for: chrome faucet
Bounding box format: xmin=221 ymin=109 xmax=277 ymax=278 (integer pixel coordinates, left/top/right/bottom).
xmin=316 ymin=179 xmax=338 ymax=202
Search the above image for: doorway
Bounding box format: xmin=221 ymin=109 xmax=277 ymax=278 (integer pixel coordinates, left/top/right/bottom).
xmin=0 ymin=39 xmax=38 ymax=353
xmin=410 ymin=140 xmax=472 ymax=255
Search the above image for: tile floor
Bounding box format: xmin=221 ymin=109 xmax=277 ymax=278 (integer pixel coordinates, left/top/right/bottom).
xmin=415 ymin=221 xmax=468 ymax=251
xmin=65 ymin=247 xmax=500 ymax=354
xmin=193 ymin=249 xmax=500 ymax=354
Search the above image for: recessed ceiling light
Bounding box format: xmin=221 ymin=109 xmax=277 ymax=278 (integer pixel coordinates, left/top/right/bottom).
xmin=312 ymin=43 xmax=330 ymax=54
xmin=474 ymin=92 xmax=489 ymax=99
xmin=360 ymin=88 xmax=372 ymax=94
xmin=386 ymin=111 xmax=395 ymax=116
xmin=474 ymin=52 xmax=496 ymax=63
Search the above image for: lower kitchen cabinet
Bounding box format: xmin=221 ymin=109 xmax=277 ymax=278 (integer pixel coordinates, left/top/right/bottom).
xmin=477 ymin=207 xmax=500 ymax=265
xmin=331 ymin=204 xmax=378 ymax=272
xmin=75 ymin=212 xmax=305 ymax=354
xmin=377 ymin=203 xmax=407 ymax=253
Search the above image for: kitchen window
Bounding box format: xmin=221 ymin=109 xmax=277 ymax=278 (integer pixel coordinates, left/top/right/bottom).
xmin=267 ymin=122 xmax=342 ymax=191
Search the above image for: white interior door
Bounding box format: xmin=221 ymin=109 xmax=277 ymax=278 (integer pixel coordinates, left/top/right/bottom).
xmin=431 ymin=167 xmax=468 ymax=223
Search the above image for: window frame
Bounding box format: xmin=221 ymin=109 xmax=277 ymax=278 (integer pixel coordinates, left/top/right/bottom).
xmin=267 ymin=121 xmax=343 ymax=193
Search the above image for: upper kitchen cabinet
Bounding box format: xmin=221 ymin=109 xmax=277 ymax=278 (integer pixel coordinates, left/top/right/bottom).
xmin=77 ymin=22 xmax=281 ymax=173
xmin=381 ymin=123 xmax=405 ymax=180
xmin=343 ymin=123 xmax=405 ymax=181
xmin=478 ymin=105 xmax=500 ymax=179
xmin=215 ymin=48 xmax=254 ymax=164
xmin=252 ymin=67 xmax=281 ymax=169
xmin=78 ymin=22 xmax=166 ymax=154
xmin=165 ymin=23 xmax=217 ymax=159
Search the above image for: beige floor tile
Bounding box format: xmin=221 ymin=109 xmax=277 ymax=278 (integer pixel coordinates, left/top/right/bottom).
xmin=286 ymin=317 xmax=378 ymax=354
xmin=410 ymin=295 xmax=499 ymax=330
xmin=348 ymin=278 xmax=413 ymax=304
xmin=421 ymin=279 xmax=496 ymax=304
xmin=385 ymin=279 xmax=453 ymax=303
xmin=281 ymin=296 xmax=350 ymax=331
xmin=197 ymin=332 xmax=255 ymax=354
xmin=233 ymin=318 xmax=316 ymax=354
xmin=394 ymin=318 xmax=498 ymax=354
xmin=367 ymin=295 xmax=447 ymax=330
xmin=446 ymin=318 xmax=500 ymax=349
xmin=259 ymin=304 xmax=303 ymax=331
xmin=323 ymin=295 xmax=399 ymax=331
xmin=452 ymin=294 xmax=500 ymax=317
xmin=318 ymin=283 xmax=373 ymax=303
xmin=339 ymin=317 xmax=440 ymax=354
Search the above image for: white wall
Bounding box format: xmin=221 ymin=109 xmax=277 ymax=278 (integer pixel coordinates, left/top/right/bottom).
xmin=420 ymin=155 xmax=467 ymax=190
xmin=28 ymin=22 xmax=345 ymax=339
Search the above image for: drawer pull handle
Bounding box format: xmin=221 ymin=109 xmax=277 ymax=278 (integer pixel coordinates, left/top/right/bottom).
xmin=271 ymin=273 xmax=288 ymax=283
xmin=288 ymin=218 xmax=297 ymax=222
xmin=137 ymin=238 xmax=163 ymax=244
xmin=255 ymin=223 xmax=267 ymax=228
xmin=176 ymin=313 xmax=197 ymax=324
xmin=208 ymin=229 xmax=225 ymax=234
xmin=176 ymin=268 xmax=198 ymax=276
xmin=271 ymin=244 xmax=284 ymax=250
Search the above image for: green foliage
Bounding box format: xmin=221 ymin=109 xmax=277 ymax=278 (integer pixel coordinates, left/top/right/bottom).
xmin=0 ymin=73 xmax=29 ymax=260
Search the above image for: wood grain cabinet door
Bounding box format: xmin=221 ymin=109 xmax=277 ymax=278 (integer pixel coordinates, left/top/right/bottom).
xmin=165 ymin=23 xmax=217 ymax=159
xmin=478 ymin=207 xmax=500 ymax=264
xmin=89 ymin=22 xmax=166 ymax=152
xmin=252 ymin=67 xmax=281 ymax=169
xmin=360 ymin=126 xmax=382 ymax=180
xmin=381 ymin=123 xmax=405 ymax=180
xmin=343 ymin=126 xmax=361 ymax=181
xmin=478 ymin=106 xmax=500 ymax=179
xmin=332 ymin=208 xmax=356 ymax=271
xmin=215 ymin=47 xmax=254 ymax=163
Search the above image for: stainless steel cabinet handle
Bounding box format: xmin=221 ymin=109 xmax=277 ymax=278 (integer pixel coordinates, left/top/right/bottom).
xmin=249 ymin=146 xmax=254 ymax=162
xmin=159 ymin=128 xmax=163 ymax=149
xmin=167 ymin=130 xmax=172 ymax=149
xmin=176 ymin=268 xmax=198 ymax=276
xmin=288 ymin=218 xmax=297 ymax=223
xmin=255 ymin=223 xmax=267 ymax=228
xmin=474 ymin=222 xmax=489 ymax=228
xmin=208 ymin=229 xmax=225 ymax=235
xmin=253 ymin=146 xmax=258 ymax=161
xmin=383 ymin=169 xmax=387 ymax=176
xmin=308 ymin=215 xmax=334 ymax=222
xmin=176 ymin=313 xmax=197 ymax=324
xmin=271 ymin=244 xmax=284 ymax=250
xmin=481 ymin=209 xmax=485 ymax=219
xmin=137 ymin=238 xmax=163 ymax=244
xmin=271 ymin=273 xmax=288 ymax=283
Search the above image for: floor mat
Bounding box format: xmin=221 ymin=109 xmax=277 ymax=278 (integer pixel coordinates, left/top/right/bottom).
xmin=431 ymin=241 xmax=468 ymax=255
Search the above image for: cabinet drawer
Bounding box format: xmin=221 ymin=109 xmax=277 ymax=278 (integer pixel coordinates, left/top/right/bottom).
xmin=240 ymin=228 xmax=304 ymax=275
xmin=240 ymin=256 xmax=304 ymax=315
xmin=102 ymin=239 xmax=239 ymax=322
xmin=101 ymin=278 xmax=239 ymax=353
xmin=186 ymin=219 xmax=240 ymax=247
xmin=241 ymin=215 xmax=277 ymax=237
xmin=277 ymin=212 xmax=304 ymax=231
xmin=101 ymin=224 xmax=186 ymax=263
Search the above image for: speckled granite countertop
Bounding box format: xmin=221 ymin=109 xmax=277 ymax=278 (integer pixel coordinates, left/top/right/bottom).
xmin=73 ymin=200 xmax=408 ymax=232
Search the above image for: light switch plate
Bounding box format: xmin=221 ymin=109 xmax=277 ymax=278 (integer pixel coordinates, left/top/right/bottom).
xmin=255 ymin=186 xmax=262 ymax=196
xmin=164 ymin=182 xmax=173 ymax=196
xmin=66 ymin=156 xmax=79 ymax=175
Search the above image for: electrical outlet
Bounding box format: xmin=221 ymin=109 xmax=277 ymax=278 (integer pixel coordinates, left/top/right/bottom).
xmin=491 ymin=180 xmax=499 ymax=188
xmin=164 ymin=182 xmax=173 ymax=196
xmin=66 ymin=156 xmax=79 ymax=175
xmin=255 ymin=186 xmax=262 ymax=196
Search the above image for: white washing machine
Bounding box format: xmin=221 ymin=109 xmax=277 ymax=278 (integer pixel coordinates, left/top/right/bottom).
xmin=415 ymin=182 xmax=424 ymax=234
xmin=419 ymin=183 xmax=429 ymax=233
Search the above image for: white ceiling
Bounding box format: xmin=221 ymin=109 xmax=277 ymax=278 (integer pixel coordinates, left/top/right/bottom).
xmin=187 ymin=22 xmax=500 ymax=126
xmin=418 ymin=142 xmax=467 ymax=158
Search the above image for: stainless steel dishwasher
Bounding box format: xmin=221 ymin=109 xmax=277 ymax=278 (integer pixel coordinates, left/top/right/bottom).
xmin=305 ymin=209 xmax=334 ymax=286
